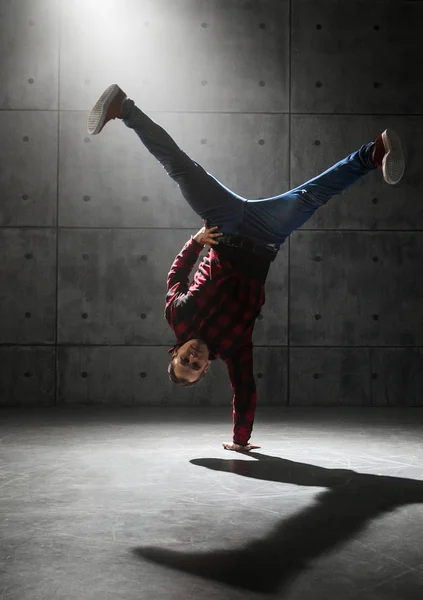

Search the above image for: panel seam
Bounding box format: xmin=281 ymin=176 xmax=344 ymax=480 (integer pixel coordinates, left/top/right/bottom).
xmin=287 ymin=0 xmax=292 ymax=407
xmin=54 ymin=3 xmax=61 ymax=408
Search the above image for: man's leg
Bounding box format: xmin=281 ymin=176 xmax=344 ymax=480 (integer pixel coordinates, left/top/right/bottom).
xmin=121 ymin=98 xmax=200 ymax=187
xmin=238 ymin=132 xmax=404 ymax=246
xmin=87 ymin=85 xmax=245 ymax=233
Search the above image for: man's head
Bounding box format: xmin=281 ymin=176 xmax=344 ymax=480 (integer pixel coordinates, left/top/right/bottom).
xmin=168 ymin=339 xmax=211 ymax=387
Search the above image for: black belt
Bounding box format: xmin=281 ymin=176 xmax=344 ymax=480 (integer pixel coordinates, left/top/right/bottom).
xmin=218 ymin=234 xmax=278 ymax=262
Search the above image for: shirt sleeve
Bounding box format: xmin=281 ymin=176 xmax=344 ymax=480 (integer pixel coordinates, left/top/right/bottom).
xmin=223 ymin=339 xmax=257 ymax=446
xmin=165 ymin=238 xmax=228 ymax=328
xmin=166 ymin=236 xmax=203 ymax=300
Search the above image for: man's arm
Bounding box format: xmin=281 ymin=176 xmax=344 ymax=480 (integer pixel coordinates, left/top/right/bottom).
xmin=166 ymin=224 xmax=224 ymax=321
xmin=166 ymin=236 xmax=203 ymax=302
xmin=222 ymin=340 xmax=260 ymax=450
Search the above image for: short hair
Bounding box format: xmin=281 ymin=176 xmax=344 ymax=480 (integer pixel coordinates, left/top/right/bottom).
xmin=168 ymin=358 xmax=208 ymax=387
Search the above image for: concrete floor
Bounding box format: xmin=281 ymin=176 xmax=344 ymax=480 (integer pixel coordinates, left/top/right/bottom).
xmin=1 ymin=407 xmax=423 ymax=600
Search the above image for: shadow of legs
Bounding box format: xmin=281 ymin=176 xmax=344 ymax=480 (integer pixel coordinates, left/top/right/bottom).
xmin=132 ymin=454 xmax=423 ymax=593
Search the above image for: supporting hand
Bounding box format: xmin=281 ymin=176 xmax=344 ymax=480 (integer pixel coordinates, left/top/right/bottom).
xmin=222 ymin=442 xmax=261 ymax=452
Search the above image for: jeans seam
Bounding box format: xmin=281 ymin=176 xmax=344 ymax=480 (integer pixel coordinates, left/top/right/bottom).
xmin=302 ymin=188 xmax=322 ymax=205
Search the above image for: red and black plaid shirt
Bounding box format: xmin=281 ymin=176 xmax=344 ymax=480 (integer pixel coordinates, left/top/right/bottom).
xmin=165 ymin=237 xmax=270 ymax=445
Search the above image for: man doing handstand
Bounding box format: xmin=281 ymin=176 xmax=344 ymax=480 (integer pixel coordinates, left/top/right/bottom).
xmin=88 ymin=84 xmax=405 ymax=452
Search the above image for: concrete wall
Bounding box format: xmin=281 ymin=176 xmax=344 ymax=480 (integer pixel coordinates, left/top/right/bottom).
xmin=1 ymin=0 xmax=422 ymax=407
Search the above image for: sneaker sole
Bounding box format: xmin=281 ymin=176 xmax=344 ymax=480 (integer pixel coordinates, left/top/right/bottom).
xmin=382 ymin=129 xmax=405 ymax=185
xmin=87 ymin=83 xmax=122 ymax=135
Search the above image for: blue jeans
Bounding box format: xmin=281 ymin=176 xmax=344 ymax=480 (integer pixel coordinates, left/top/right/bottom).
xmin=123 ymin=100 xmax=377 ymax=247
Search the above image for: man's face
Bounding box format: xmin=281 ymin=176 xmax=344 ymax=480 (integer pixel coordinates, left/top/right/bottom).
xmin=172 ymin=339 xmax=211 ymax=383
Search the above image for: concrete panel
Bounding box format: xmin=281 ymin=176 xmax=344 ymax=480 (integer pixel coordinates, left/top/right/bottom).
xmin=291 ymin=115 xmax=423 ymax=230
xmin=0 ymin=0 xmax=58 ymax=109
xmin=253 ymin=245 xmax=289 ymax=346
xmin=58 ymin=228 xmax=199 ymax=345
xmin=290 ymin=231 xmax=423 ymax=346
xmin=0 ymin=346 xmax=55 ymax=406
xmin=0 ymin=111 xmax=58 ymax=226
xmin=0 ymin=229 xmax=56 ymax=344
xmin=292 ymin=0 xmax=423 ymax=114
xmin=290 ymin=347 xmax=370 ymax=406
xmin=58 ymin=346 xmax=287 ymax=407
xmin=370 ymin=348 xmax=423 ymax=406
xmin=59 ymin=111 xmax=289 ymax=228
xmin=254 ymin=346 xmax=288 ymax=407
xmin=60 ymin=0 xmax=289 ymax=113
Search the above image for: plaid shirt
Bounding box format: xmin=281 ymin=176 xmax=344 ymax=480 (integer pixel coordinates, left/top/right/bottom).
xmin=165 ymin=236 xmax=269 ymax=445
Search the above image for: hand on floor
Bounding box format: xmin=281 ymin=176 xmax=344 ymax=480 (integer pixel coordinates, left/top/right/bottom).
xmin=222 ymin=442 xmax=261 ymax=452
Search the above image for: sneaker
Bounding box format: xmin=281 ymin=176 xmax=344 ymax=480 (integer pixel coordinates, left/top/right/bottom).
xmin=87 ymin=84 xmax=127 ymax=135
xmin=373 ymin=129 xmax=405 ymax=185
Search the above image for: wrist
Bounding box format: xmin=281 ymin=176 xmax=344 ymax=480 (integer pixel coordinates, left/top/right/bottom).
xmin=192 ymin=235 xmax=204 ymax=247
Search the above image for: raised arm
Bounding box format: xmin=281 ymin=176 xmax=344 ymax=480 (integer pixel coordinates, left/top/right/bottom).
xmin=165 ymin=222 xmax=223 ymax=320
xmin=166 ymin=236 xmax=203 ymax=301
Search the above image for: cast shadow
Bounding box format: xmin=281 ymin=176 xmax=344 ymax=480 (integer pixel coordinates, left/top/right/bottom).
xmin=132 ymin=453 xmax=423 ymax=594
